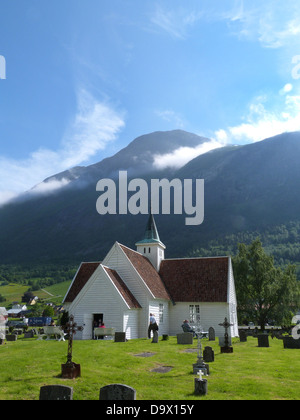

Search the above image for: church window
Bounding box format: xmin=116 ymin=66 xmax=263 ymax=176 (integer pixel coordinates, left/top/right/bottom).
xmin=159 ymin=303 xmax=164 ymax=323
xmin=189 ymin=304 xmax=200 ymax=323
xmin=144 ymin=248 xmax=146 ymax=253
xmin=149 ymin=247 xmax=151 ymax=253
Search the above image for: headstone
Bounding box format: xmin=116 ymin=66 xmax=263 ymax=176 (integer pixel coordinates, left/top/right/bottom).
xmin=203 ymin=346 xmax=214 ymax=363
xmin=283 ymin=336 xmax=300 ymax=349
xmin=24 ymin=331 xmax=34 ymax=338
xmin=114 ymin=332 xmax=126 ymax=342
xmin=208 ymin=327 xmax=215 ymax=341
xmin=39 ymin=385 xmax=73 ymax=400
xmin=99 ymin=384 xmax=136 ymax=400
xmin=6 ymin=334 xmax=17 ymax=341
xmin=152 ymin=330 xmax=159 ymax=343
xmin=162 ymin=334 xmax=169 ymax=340
xmin=239 ymin=330 xmax=247 ymax=342
xmin=177 ymin=332 xmax=193 ymax=344
xmin=194 ymin=371 xmax=208 ymax=396
xmin=257 ymin=333 xmax=269 ymax=347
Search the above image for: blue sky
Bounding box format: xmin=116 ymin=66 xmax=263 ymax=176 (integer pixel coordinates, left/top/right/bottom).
xmin=1 ymin=0 xmax=300 ymax=204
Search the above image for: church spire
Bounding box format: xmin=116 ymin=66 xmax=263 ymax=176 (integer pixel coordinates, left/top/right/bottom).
xmin=135 ymin=214 xmax=166 ymax=271
xmin=143 ymin=213 xmax=161 ymax=243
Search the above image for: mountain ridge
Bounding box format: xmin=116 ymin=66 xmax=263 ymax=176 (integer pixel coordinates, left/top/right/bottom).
xmin=1 ymin=129 xmax=300 ymax=265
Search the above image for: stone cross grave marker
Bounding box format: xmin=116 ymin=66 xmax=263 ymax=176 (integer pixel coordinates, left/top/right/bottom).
xmin=61 ymin=315 xmax=83 ymax=379
xmin=219 ymin=317 xmax=233 ymax=353
xmin=192 ymin=314 xmax=209 ymax=375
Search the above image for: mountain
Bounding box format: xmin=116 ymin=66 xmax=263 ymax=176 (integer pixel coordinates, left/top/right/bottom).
xmin=1 ymin=130 xmax=300 ymax=266
xmin=0 ymin=130 xmax=210 ymax=263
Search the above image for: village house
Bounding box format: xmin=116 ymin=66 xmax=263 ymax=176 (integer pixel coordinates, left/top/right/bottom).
xmin=62 ymin=215 xmax=239 ymax=340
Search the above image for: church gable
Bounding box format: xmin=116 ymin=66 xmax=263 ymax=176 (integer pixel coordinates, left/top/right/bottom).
xmin=63 ymin=262 xmax=101 ymax=303
xmin=159 ymin=257 xmax=229 ymax=303
xmin=103 ymin=267 xmax=141 ymax=309
xmin=119 ymin=244 xmax=170 ymax=301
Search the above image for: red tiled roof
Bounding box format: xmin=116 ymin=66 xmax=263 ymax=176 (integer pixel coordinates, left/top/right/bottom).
xmin=159 ymin=257 xmax=229 ymax=303
xmin=119 ymin=244 xmax=171 ymax=300
xmin=103 ymin=266 xmax=141 ymax=309
xmin=64 ymin=262 xmax=100 ymax=303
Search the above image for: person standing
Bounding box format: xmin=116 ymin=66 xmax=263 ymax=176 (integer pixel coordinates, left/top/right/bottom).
xmin=148 ymin=313 xmax=158 ymax=338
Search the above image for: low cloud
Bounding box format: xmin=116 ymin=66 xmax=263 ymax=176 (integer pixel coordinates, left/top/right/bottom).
xmin=29 ymin=178 xmax=71 ymax=195
xmin=153 ymin=139 xmax=224 ymax=170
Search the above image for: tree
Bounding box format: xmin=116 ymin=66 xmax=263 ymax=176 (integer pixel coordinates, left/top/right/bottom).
xmin=22 ymin=291 xmax=34 ymax=303
xmin=42 ymin=305 xmax=54 ymax=318
xmin=233 ymin=238 xmax=300 ymax=330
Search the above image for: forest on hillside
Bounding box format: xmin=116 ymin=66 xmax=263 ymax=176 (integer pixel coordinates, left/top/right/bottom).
xmin=1 ymin=221 xmax=300 ymax=296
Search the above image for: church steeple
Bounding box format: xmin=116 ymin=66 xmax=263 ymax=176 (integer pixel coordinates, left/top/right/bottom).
xmin=136 ymin=214 xmax=166 ymax=271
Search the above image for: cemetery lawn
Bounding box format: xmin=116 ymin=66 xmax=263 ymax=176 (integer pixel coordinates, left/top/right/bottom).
xmin=0 ymin=335 xmax=299 ymax=400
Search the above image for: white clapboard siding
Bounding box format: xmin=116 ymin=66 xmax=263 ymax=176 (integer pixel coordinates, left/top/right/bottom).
xmin=103 ymin=242 xmax=154 ymax=338
xmin=69 ymin=265 xmax=131 ymax=340
xmin=227 ymin=258 xmax=239 ymax=337
xmin=149 ymin=300 xmax=169 ymax=336
xmin=169 ymin=302 xmax=231 ymax=337
xmin=123 ymin=310 xmax=139 ymax=339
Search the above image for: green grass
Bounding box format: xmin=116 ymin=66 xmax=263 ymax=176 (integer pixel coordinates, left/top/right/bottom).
xmin=0 ymin=335 xmax=299 ymax=400
xmin=0 ymin=283 xmax=29 ymax=305
xmin=0 ymin=281 xmax=71 ymax=306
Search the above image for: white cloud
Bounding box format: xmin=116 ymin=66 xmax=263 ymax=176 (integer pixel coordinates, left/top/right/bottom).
xmin=0 ymin=90 xmax=125 ymax=206
xmin=222 ymin=1 xmax=300 ymax=49
xmin=29 ymin=178 xmax=71 ymax=195
xmin=214 ymin=85 xmax=300 ymax=144
xmin=150 ymin=4 xmax=202 ymax=39
xmin=153 ymin=140 xmax=224 ymax=170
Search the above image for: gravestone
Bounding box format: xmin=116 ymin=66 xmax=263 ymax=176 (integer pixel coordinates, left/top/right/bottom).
xmin=239 ymin=330 xmax=247 ymax=342
xmin=6 ymin=334 xmax=17 ymax=341
xmin=203 ymin=346 xmax=214 ymax=363
xmin=194 ymin=370 xmax=208 ymax=396
xmin=283 ymin=336 xmax=300 ymax=349
xmin=177 ymin=332 xmax=193 ymax=344
xmin=152 ymin=330 xmax=159 ymax=343
xmin=257 ymin=333 xmax=269 ymax=347
xmin=208 ymin=327 xmax=215 ymax=341
xmin=39 ymin=385 xmax=73 ymax=400
xmin=114 ymin=332 xmax=126 ymax=342
xmin=99 ymin=384 xmax=136 ymax=400
xmin=24 ymin=331 xmax=34 ymax=338
xmin=162 ymin=334 xmax=169 ymax=340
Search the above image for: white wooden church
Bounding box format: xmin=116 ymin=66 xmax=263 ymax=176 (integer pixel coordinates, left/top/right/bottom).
xmin=62 ymin=215 xmax=239 ymax=340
